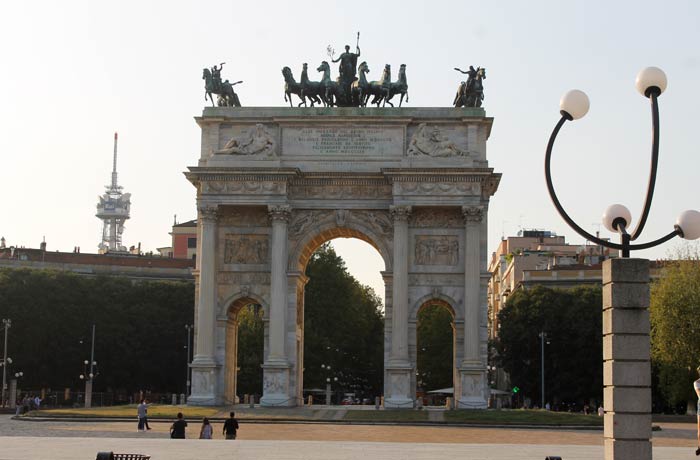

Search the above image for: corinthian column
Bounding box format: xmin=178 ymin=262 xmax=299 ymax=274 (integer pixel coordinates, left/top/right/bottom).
xmin=389 ymin=205 xmax=411 ymax=363
xmin=267 ymin=204 xmax=291 ymax=362
xmin=462 ymin=206 xmax=483 ymax=365
xmin=194 ymin=205 xmax=218 ymax=365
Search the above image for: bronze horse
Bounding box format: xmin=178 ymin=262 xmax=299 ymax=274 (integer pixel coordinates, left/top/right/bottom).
xmin=351 ymin=61 xmax=371 ymax=107
xmin=376 ymin=64 xmax=408 ymax=107
xmin=202 ymin=68 xmax=242 ymax=107
xmin=454 ymin=67 xmax=486 ymax=108
xmin=300 ymin=63 xmax=328 ymax=107
xmin=366 ymin=64 xmax=392 ymax=107
xmin=282 ymin=66 xmax=321 ymax=107
xmin=317 ymin=61 xmax=342 ymax=106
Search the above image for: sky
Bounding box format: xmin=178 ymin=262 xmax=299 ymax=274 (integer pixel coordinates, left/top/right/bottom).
xmin=2 ymin=1 xmax=699 ymax=302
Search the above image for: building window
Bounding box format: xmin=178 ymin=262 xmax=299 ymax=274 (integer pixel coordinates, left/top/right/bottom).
xmin=187 ymin=237 xmax=197 ymax=248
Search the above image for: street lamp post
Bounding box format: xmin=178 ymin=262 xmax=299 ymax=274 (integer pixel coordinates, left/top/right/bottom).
xmin=545 ymin=67 xmax=700 ymax=460
xmin=1 ymin=319 xmax=11 ymax=407
xmin=538 ymin=332 xmax=549 ymax=409
xmin=185 ymin=324 xmax=193 ymax=398
xmin=81 ymin=324 xmax=97 ymax=408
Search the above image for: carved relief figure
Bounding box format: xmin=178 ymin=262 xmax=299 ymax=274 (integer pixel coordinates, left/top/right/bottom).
xmin=224 ymin=235 xmax=269 ymax=264
xmin=217 ymin=124 xmax=276 ymax=156
xmin=263 ymin=372 xmax=285 ymax=394
xmin=407 ymin=123 xmax=468 ymax=157
xmin=461 ymin=374 xmax=485 ymax=399
xmin=414 ymin=235 xmax=459 ymax=265
xmin=289 ymin=211 xmax=318 ymax=237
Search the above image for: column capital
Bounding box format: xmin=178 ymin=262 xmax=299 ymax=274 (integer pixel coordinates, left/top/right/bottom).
xmin=198 ymin=205 xmax=219 ymax=223
xmin=462 ymin=206 xmax=484 ymax=224
xmin=389 ymin=205 xmax=412 ymax=222
xmin=268 ymin=204 xmax=291 ymax=222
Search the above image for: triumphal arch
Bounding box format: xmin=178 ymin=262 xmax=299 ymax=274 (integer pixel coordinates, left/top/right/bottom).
xmin=185 ymin=106 xmax=500 ymax=408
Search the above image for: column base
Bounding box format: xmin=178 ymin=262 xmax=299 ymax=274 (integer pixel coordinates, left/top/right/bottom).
xmin=456 ymin=369 xmax=487 ymax=409
xmin=385 ymin=361 xmax=413 ymax=409
xmin=260 ymin=361 xmax=297 ymax=407
xmin=189 ymin=363 xmax=218 ymax=406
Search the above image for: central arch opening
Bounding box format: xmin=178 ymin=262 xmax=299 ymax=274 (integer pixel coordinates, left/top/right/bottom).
xmin=297 ymin=233 xmax=386 ymax=406
xmin=415 ymin=299 xmax=456 ymax=406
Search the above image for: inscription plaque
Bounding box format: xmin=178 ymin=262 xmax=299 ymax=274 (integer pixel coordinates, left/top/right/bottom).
xmin=282 ymin=125 xmax=403 ymax=156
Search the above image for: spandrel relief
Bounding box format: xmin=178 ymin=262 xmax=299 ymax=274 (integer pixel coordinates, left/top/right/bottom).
xmin=407 ymin=123 xmax=469 ymax=158
xmin=216 ymin=124 xmax=276 ymax=156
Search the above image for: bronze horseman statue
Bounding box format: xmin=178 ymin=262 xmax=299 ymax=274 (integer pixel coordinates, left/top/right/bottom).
xmin=203 ymin=62 xmax=243 ymax=107
xmin=453 ymin=65 xmax=486 ymax=108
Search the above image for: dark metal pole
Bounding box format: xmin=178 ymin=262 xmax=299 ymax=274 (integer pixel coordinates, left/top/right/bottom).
xmin=1 ymin=319 xmax=10 ymax=407
xmin=540 ymin=332 xmax=545 ymax=409
xmin=186 ymin=325 xmax=192 ymax=396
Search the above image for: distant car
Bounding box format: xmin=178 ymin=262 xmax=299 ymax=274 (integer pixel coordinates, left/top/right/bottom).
xmin=341 ymin=398 xmax=354 ymax=405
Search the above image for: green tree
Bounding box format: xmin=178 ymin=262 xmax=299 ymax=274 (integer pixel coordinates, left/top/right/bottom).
xmin=302 ymin=243 xmax=384 ymax=398
xmin=417 ymin=305 xmax=453 ymax=391
xmin=0 ymin=268 xmax=193 ymax=395
xmin=236 ymin=305 xmax=264 ymax=396
xmin=650 ymin=252 xmax=700 ymax=408
xmin=495 ymin=285 xmax=602 ymax=406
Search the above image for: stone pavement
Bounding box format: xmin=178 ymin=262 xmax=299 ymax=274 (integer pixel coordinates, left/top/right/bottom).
xmin=0 ymin=415 xmax=696 ymax=459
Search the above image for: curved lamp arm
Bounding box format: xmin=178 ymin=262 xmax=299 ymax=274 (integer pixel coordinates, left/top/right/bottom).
xmin=629 ymin=91 xmax=661 ymax=240
xmin=545 ymin=111 xmax=680 ymax=256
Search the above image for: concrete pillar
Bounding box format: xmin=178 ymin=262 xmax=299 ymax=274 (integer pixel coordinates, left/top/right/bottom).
xmin=189 ymin=205 xmax=219 ymax=405
xmin=261 ymin=205 xmax=293 ymax=407
xmin=602 ymin=258 xmax=651 ymax=460
xmin=385 ymin=206 xmax=413 ymax=408
xmin=8 ymin=379 xmax=16 ymax=409
xmin=457 ymin=206 xmax=487 ymax=409
xmin=84 ymin=380 xmax=93 ymax=408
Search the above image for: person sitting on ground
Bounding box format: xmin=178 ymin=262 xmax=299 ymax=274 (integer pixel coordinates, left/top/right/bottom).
xmin=199 ymin=417 xmax=213 ymax=439
xmin=170 ymin=412 xmax=187 ymax=439
xmin=222 ymin=411 xmax=239 ymax=440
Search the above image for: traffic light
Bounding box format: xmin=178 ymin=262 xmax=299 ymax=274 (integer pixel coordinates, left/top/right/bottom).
xmin=512 ymin=386 xmax=520 ymax=393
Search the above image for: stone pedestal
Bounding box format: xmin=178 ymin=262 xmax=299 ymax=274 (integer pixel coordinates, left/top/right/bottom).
xmin=8 ymin=379 xmax=17 ymax=409
xmin=384 ymin=364 xmax=414 ymax=408
xmin=188 ymin=366 xmax=219 ymax=405
xmin=602 ymin=258 xmax=651 ymax=460
xmin=84 ymin=380 xmax=93 ymax=408
xmin=260 ymin=363 xmax=293 ymax=407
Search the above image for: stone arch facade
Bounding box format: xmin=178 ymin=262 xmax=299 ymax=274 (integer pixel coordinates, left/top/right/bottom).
xmin=185 ymin=107 xmax=500 ymax=408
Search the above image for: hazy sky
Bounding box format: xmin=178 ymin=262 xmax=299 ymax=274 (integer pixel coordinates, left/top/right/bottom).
xmin=2 ymin=1 xmax=699 ymax=301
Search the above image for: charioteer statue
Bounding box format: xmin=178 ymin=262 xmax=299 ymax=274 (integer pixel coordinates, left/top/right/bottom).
xmin=327 ymin=33 xmax=361 ymax=106
xmin=453 ymin=65 xmax=486 ymax=108
xmin=202 ymin=62 xmax=243 ymax=107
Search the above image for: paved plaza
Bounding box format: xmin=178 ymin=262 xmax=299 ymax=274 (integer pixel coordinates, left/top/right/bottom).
xmin=0 ymin=415 xmax=697 ymax=460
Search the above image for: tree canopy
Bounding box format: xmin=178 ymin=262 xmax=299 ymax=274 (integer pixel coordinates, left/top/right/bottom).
xmin=0 ymin=268 xmax=193 ymax=395
xmin=650 ymin=254 xmax=700 ymax=407
xmin=494 ymin=285 xmax=602 ymax=406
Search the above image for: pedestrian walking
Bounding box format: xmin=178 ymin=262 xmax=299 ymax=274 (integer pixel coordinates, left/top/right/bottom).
xmin=137 ymin=399 xmax=151 ymax=431
xmin=199 ymin=417 xmax=213 ymax=439
xmin=170 ymin=412 xmax=187 ymax=439
xmin=222 ymin=411 xmax=239 ymax=440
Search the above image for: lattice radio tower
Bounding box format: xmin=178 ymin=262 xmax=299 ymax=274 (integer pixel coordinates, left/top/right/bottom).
xmin=96 ymin=132 xmax=131 ymax=253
